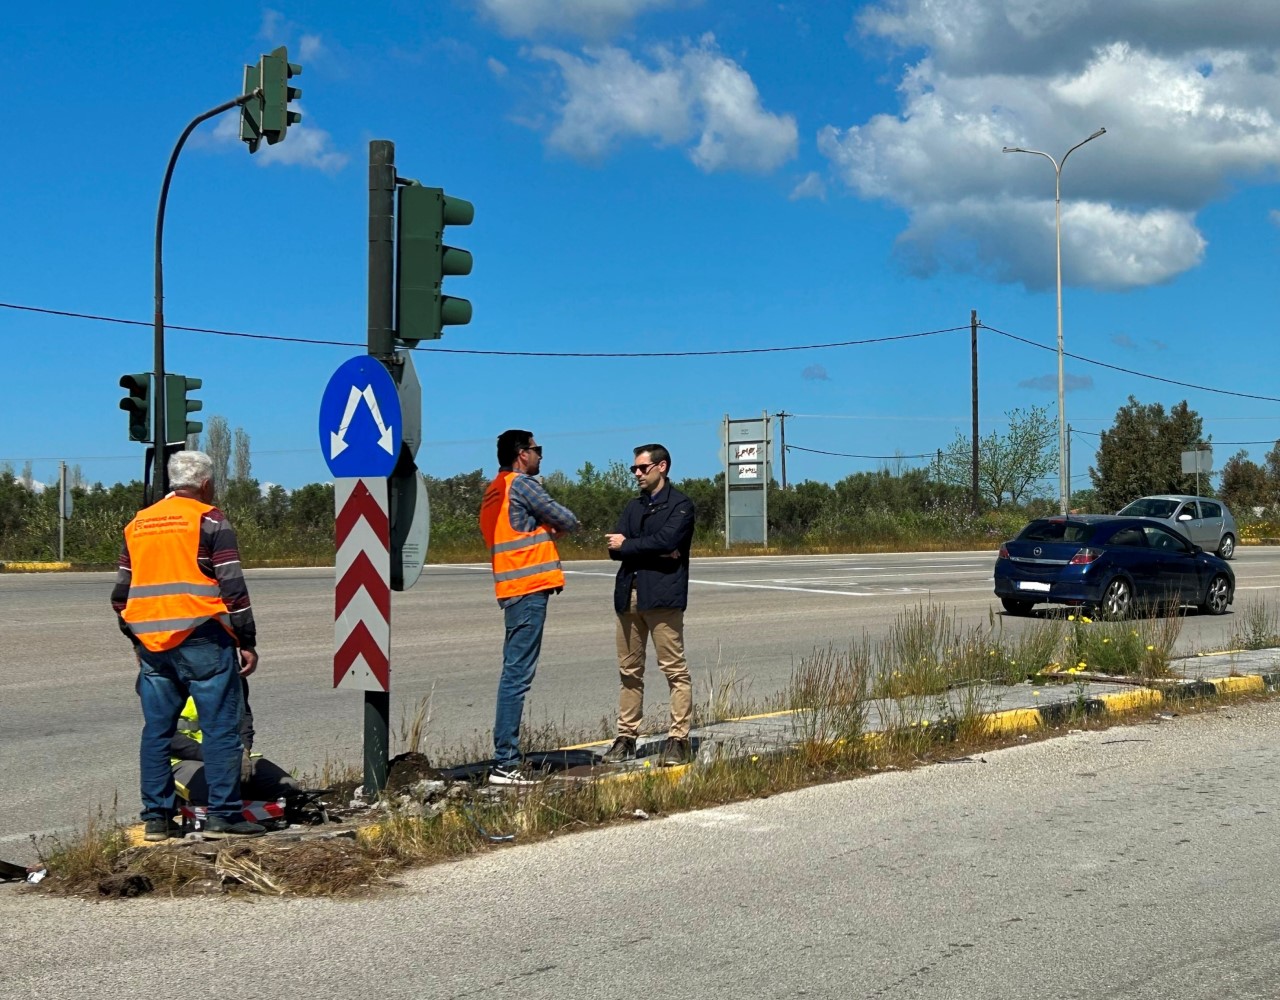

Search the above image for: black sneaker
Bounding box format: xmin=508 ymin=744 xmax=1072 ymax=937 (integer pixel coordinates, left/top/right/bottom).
xmin=204 ymin=815 xmax=267 ymax=839
xmin=601 ymin=736 xmax=636 ymax=763
xmin=489 ymin=765 xmax=541 ymax=787
xmin=657 ymin=737 xmax=693 ymax=767
xmin=143 ymin=817 xmax=172 ymax=843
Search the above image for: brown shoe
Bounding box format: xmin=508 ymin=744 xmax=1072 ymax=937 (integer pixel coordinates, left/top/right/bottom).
xmin=657 ymin=737 xmax=692 ymax=767
xmin=601 ymin=736 xmax=636 ymax=763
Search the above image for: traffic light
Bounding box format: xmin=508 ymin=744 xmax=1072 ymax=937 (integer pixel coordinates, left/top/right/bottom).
xmin=240 ymin=61 xmax=263 ymax=153
xmin=261 ymin=46 xmax=302 ymax=145
xmin=119 ymin=373 xmax=152 ymax=443
xmin=396 ymin=183 xmax=474 ymax=344
xmin=165 ymin=375 xmax=203 ymax=443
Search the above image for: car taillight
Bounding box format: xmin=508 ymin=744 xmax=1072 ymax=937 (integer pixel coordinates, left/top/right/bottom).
xmin=1069 ymin=547 xmax=1101 ymax=565
xmin=998 ymin=544 xmax=1009 ymax=560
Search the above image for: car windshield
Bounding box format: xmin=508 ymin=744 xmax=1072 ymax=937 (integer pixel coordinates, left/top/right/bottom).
xmin=1018 ymin=519 xmax=1091 ymax=543
xmin=1119 ymin=498 xmax=1180 ymax=518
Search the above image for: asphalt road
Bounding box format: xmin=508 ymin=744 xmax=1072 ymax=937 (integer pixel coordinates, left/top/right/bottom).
xmin=5 ymin=697 xmax=1280 ymax=998
xmin=3 ymin=548 xmax=1280 ymax=854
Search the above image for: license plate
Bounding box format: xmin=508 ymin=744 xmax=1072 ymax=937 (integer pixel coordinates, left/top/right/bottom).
xmin=1017 ymin=581 xmax=1051 ymax=592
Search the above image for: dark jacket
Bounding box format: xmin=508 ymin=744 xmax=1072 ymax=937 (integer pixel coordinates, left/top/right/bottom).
xmin=610 ymin=484 xmax=696 ymax=613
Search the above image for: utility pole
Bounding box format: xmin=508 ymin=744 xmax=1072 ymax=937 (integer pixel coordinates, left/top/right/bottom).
xmin=58 ymin=462 xmax=67 ymax=562
xmin=775 ymin=411 xmax=792 ymax=490
xmin=970 ymin=310 xmax=979 ymax=513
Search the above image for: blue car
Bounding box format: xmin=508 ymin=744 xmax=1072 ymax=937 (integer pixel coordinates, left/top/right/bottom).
xmin=994 ymin=515 xmax=1234 ymax=618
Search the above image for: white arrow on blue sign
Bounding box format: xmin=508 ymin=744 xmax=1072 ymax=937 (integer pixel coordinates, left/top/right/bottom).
xmin=319 ymin=356 xmax=403 ymax=478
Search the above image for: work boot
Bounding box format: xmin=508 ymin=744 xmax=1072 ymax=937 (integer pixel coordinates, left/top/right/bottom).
xmin=204 ymin=815 xmax=266 ymax=839
xmin=657 ymin=737 xmax=692 ymax=767
xmin=601 ymin=736 xmax=636 ymax=763
xmin=143 ymin=817 xmax=171 ymax=843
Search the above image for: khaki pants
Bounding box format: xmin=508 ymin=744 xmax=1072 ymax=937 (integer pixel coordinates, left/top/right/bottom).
xmin=614 ymin=588 xmax=692 ymax=739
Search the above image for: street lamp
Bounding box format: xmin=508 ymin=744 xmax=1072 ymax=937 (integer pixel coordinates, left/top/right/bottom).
xmin=1003 ymin=126 xmax=1106 ymax=515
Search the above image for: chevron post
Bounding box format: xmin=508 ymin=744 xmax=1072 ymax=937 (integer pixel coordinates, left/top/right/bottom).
xmin=334 ymin=477 xmax=391 ymax=692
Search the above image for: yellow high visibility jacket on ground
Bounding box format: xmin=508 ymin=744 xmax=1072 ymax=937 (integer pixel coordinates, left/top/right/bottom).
xmin=121 ymin=495 xmax=234 ymax=652
xmin=479 ymin=471 xmax=565 ymax=600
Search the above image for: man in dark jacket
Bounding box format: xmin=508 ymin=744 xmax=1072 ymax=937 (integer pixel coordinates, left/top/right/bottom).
xmin=603 ymin=444 xmax=696 ymax=766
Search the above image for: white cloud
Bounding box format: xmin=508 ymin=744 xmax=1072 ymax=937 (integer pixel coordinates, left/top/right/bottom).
xmin=820 ymin=0 xmax=1280 ymax=290
xmin=1271 ymin=209 xmax=1280 ymax=226
xmin=1017 ymin=373 xmax=1094 ymax=392
xmin=487 ymin=57 xmax=508 ymax=77
xmin=478 ymin=0 xmax=687 ymax=42
xmin=298 ymin=33 xmax=326 ymax=62
xmin=206 ymin=109 xmax=348 ymax=173
xmin=533 ymin=36 xmax=796 ymax=173
xmin=790 ymin=171 xmax=827 ymax=200
xmin=259 ymin=9 xmax=285 ymax=41
xmin=802 ymin=364 xmax=830 ymax=381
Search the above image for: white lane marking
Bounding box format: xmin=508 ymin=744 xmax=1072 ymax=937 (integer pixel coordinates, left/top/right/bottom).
xmin=561 ymin=569 xmax=873 ymax=596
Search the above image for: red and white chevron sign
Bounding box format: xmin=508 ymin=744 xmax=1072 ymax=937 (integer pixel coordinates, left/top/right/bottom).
xmin=334 ymin=477 xmax=391 ymax=692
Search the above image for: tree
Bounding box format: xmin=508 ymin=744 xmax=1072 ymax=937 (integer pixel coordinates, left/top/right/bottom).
xmin=203 ymin=416 xmax=231 ymax=497
xmin=931 ymin=405 xmax=1056 ymax=508
xmin=1265 ymin=440 xmax=1280 ymax=510
xmin=1089 ymin=397 xmax=1209 ymax=510
xmin=233 ymin=428 xmax=252 ymax=482
xmin=1219 ymin=450 xmax=1270 ymax=514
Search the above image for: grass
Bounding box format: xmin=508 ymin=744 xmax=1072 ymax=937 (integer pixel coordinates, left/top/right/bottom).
xmin=27 ymin=597 xmax=1269 ymax=899
xmin=1228 ymin=592 xmax=1280 ymax=651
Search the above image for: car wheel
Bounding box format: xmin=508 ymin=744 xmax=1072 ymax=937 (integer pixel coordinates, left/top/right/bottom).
xmin=1001 ymin=598 xmax=1034 ymax=616
xmin=1100 ymin=577 xmax=1133 ymax=619
xmin=1200 ymin=573 xmax=1232 ymax=616
xmin=1217 ymin=534 xmax=1235 ymax=560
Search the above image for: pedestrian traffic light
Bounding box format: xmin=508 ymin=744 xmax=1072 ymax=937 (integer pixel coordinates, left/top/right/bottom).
xmin=396 ymin=183 xmax=473 ymax=344
xmin=164 ymin=375 xmax=203 ymax=443
xmin=119 ymin=373 xmax=152 ymax=444
xmin=261 ymin=46 xmax=302 ymax=146
xmin=240 ymin=61 xmax=264 ymax=153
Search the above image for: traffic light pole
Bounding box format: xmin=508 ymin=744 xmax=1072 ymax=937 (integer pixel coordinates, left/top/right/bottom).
xmin=152 ymin=92 xmax=262 ymax=498
xmin=364 ymin=139 xmax=397 ymax=795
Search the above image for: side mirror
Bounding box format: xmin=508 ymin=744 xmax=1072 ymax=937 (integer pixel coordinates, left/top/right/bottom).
xmin=1177 ymin=513 xmax=1193 ymax=522
xmin=1191 ymin=544 xmax=1203 ymax=555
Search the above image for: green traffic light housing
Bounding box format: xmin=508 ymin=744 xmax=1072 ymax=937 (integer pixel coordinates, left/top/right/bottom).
xmin=119 ymin=373 xmax=152 ymax=443
xmin=261 ymin=46 xmax=302 ymax=145
xmin=165 ymin=375 xmax=203 ymax=443
xmin=396 ymin=183 xmax=474 ymax=344
xmin=240 ymin=62 xmax=264 ymax=153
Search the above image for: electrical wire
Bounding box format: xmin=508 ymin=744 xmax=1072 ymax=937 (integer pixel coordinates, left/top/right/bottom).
xmin=981 ymin=323 xmax=1280 ymax=404
xmin=785 ymin=444 xmax=933 ymax=459
xmin=0 ymin=302 xmax=966 ymax=358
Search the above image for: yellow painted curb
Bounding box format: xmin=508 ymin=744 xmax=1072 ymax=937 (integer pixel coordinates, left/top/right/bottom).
xmin=1096 ymin=688 xmax=1164 ymax=713
xmin=596 ymin=761 xmax=691 ymax=785
xmin=1208 ymin=675 xmax=1265 ymax=695
xmin=983 ymin=708 xmax=1044 ymax=735
xmin=0 ymin=561 xmax=72 ymax=571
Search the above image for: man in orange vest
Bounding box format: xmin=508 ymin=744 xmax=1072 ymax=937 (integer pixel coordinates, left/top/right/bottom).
xmin=110 ymin=450 xmax=265 ymax=840
xmin=479 ymin=430 xmax=579 ymax=785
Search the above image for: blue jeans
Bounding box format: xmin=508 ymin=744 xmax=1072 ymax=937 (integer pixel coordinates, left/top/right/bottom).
xmin=493 ymin=591 xmax=549 ymax=769
xmin=136 ymin=625 xmax=244 ymax=822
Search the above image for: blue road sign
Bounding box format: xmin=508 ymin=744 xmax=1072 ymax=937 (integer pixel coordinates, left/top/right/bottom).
xmin=319 ymin=356 xmax=403 ymax=478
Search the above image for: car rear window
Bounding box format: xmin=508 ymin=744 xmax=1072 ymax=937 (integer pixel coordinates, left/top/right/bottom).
xmin=1119 ymin=498 xmax=1179 ymax=517
xmin=1201 ymin=501 xmax=1221 ymax=518
xmin=1018 ymin=519 xmax=1090 ymax=543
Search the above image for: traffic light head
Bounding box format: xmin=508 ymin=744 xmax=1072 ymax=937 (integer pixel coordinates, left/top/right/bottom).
xmin=165 ymin=375 xmax=203 ymax=443
xmin=396 ymin=184 xmax=474 ymax=344
xmin=261 ymin=46 xmax=302 ymax=145
xmin=119 ymin=373 xmax=152 ymax=443
xmin=240 ymin=62 xmax=263 ymax=153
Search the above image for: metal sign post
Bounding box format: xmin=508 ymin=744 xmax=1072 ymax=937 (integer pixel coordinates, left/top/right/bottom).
xmin=1181 ymin=448 xmax=1213 ymax=496
xmin=723 ymin=411 xmax=771 ymax=546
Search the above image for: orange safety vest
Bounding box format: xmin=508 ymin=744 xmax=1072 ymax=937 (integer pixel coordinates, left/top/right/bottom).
xmin=121 ymin=495 xmax=235 ymax=652
xmin=479 ymin=471 xmax=565 ymax=600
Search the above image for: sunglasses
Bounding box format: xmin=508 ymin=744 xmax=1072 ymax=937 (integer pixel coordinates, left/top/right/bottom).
xmin=522 ymin=444 xmax=543 ymax=456
xmin=629 ymin=462 xmax=656 ymax=474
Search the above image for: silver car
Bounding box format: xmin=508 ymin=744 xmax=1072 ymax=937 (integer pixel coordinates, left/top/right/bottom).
xmin=1116 ymin=495 xmax=1239 ymax=559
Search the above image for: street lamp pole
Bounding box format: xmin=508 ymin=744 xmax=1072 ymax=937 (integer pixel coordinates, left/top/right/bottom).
xmin=1003 ymin=127 xmax=1106 ymax=515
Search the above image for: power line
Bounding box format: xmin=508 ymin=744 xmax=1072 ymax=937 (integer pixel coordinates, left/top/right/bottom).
xmin=981 ymin=323 xmax=1280 ymax=403
xmin=785 ymin=444 xmax=933 ymax=460
xmin=0 ymin=301 xmax=967 ymax=358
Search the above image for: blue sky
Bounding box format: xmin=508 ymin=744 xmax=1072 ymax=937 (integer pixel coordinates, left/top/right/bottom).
xmin=3 ymin=0 xmax=1278 ymax=494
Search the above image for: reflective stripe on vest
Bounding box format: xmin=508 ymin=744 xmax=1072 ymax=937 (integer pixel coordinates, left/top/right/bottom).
xmin=479 ymin=471 xmax=565 ymax=600
xmin=122 ymin=495 xmax=235 ymax=652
